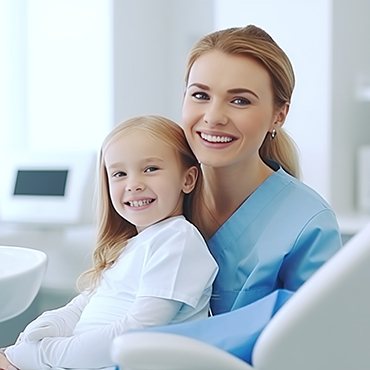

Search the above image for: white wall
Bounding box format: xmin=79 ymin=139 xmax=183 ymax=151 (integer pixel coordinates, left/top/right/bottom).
xmin=26 ymin=0 xmax=114 ymax=152
xmin=0 ymin=0 xmax=27 ymax=155
xmin=0 ymin=0 xmax=114 ymax=216
xmin=331 ymin=0 xmax=370 ymax=214
xmin=112 ymin=0 xmax=214 ymax=123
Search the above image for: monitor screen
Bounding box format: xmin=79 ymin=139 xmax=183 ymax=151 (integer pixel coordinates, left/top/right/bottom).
xmin=13 ymin=170 xmax=69 ymax=196
xmin=0 ymin=151 xmax=96 ymax=226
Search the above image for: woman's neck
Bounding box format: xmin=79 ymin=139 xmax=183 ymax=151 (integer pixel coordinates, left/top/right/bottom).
xmin=199 ymin=159 xmax=273 ymax=238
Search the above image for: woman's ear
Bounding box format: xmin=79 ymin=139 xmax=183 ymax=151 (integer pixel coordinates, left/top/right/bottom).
xmin=273 ymin=102 xmax=290 ymax=129
xmin=182 ymin=166 xmax=198 ymax=194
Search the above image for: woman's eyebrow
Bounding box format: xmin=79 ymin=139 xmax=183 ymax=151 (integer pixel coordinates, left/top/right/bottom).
xmin=227 ymin=88 xmax=259 ymax=99
xmin=187 ymin=83 xmax=259 ymax=99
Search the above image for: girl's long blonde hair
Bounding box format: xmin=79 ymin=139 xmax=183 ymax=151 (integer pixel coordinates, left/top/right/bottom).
xmin=184 ymin=24 xmax=300 ymax=178
xmin=78 ymin=115 xmax=202 ymax=291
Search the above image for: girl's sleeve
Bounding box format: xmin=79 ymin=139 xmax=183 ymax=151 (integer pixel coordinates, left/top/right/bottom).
xmin=20 ymin=292 xmax=90 ymax=342
xmin=280 ymin=209 xmax=342 ymax=290
xmin=4 ymin=296 xmax=182 ymax=369
xmin=138 ymin=226 xmax=218 ymax=308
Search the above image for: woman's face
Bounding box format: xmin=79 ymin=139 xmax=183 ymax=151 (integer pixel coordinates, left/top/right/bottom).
xmin=182 ymin=50 xmax=282 ymax=169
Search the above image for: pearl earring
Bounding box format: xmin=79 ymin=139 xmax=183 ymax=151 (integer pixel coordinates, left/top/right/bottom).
xmin=271 ymin=128 xmax=277 ymax=139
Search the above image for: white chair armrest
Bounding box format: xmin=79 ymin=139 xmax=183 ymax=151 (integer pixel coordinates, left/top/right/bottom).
xmin=111 ymin=332 xmax=253 ymax=370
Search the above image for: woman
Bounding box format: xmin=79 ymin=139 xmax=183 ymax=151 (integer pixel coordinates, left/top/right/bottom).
xmin=183 ymin=24 xmax=342 ymax=315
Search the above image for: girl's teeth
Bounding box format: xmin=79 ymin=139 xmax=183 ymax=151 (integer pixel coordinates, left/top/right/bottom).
xmin=201 ymin=133 xmax=233 ymax=143
xmin=129 ymin=199 xmax=152 ymax=207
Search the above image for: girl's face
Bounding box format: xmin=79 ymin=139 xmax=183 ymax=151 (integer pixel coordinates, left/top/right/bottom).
xmin=182 ymin=50 xmax=285 ymax=169
xmin=104 ymin=130 xmax=196 ymax=232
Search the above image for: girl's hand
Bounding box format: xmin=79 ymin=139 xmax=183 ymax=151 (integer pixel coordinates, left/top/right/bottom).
xmin=0 ymin=352 xmax=18 ymax=370
xmin=21 ymin=313 xmax=62 ymax=342
xmin=22 ymin=320 xmax=60 ymax=342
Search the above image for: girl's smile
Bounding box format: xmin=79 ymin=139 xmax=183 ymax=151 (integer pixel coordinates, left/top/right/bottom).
xmin=123 ymin=198 xmax=156 ymax=209
xmin=104 ymin=130 xmax=195 ymax=232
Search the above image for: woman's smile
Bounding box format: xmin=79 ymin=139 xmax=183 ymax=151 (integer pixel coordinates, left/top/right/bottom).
xmin=199 ymin=131 xmax=236 ymax=144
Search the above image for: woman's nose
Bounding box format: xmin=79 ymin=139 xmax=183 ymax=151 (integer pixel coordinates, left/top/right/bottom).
xmin=203 ymin=102 xmax=228 ymax=126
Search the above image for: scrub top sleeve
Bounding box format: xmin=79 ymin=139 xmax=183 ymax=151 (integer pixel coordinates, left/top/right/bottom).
xmin=138 ymin=227 xmax=218 ymax=308
xmin=280 ymin=209 xmax=342 ymax=290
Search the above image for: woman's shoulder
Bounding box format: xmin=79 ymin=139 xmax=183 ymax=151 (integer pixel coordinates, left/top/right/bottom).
xmin=270 ymin=166 xmax=334 ymax=212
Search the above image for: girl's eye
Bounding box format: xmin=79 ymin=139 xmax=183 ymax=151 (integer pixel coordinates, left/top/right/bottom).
xmin=112 ymin=171 xmax=126 ymax=178
xmin=192 ymin=91 xmax=210 ymax=101
xmin=144 ymin=166 xmax=159 ymax=173
xmin=231 ymin=97 xmax=251 ymax=106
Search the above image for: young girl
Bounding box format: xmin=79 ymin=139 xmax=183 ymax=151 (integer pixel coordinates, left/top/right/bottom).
xmin=0 ymin=115 xmax=218 ymax=370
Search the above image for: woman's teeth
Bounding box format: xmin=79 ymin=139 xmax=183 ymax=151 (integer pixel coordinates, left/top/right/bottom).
xmin=200 ymin=133 xmax=233 ymax=143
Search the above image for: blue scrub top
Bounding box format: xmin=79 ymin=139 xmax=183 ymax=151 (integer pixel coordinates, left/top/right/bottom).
xmin=208 ymin=165 xmax=342 ymax=314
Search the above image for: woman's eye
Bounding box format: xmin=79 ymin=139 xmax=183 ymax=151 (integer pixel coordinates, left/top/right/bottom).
xmin=144 ymin=166 xmax=159 ymax=173
xmin=192 ymin=91 xmax=209 ymax=101
xmin=232 ymin=97 xmax=251 ymax=106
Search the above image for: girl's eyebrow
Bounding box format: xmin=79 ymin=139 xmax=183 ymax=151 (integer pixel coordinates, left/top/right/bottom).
xmin=107 ymin=157 xmax=165 ymax=169
xmin=187 ymin=82 xmax=209 ymax=90
xmin=106 ymin=162 xmax=123 ymax=170
xmin=143 ymin=157 xmax=165 ymax=164
xmin=187 ymin=83 xmax=259 ymax=99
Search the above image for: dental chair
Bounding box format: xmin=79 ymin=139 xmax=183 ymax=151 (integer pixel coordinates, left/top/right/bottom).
xmin=111 ymin=221 xmax=370 ymax=370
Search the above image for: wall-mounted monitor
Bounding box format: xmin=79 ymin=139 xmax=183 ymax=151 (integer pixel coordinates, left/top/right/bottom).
xmin=0 ymin=151 xmax=97 ymax=226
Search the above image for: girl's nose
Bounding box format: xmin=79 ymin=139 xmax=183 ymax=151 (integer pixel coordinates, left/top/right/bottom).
xmin=126 ymin=178 xmax=144 ymax=192
xmin=127 ymin=185 xmax=143 ymax=192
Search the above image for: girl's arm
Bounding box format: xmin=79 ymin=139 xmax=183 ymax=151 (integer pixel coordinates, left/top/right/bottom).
xmin=19 ymin=292 xmax=90 ymax=342
xmin=5 ymin=296 xmax=181 ymax=369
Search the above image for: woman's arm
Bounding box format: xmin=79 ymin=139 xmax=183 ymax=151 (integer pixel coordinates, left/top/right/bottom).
xmin=280 ymin=209 xmax=342 ymax=290
xmin=5 ymin=297 xmax=182 ymax=370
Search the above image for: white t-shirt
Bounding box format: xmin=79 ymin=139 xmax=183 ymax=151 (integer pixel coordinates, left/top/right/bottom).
xmin=75 ymin=215 xmax=217 ymax=332
xmin=5 ymin=216 xmax=218 ymax=370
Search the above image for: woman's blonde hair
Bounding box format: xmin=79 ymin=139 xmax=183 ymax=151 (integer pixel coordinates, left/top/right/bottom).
xmin=184 ymin=25 xmax=300 ymax=178
xmin=78 ymin=115 xmax=202 ymax=290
